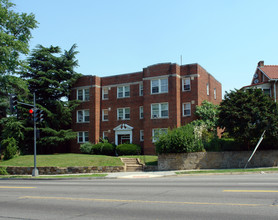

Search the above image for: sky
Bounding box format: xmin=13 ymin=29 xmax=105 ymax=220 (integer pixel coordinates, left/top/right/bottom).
xmin=13 ymin=0 xmax=278 ymax=97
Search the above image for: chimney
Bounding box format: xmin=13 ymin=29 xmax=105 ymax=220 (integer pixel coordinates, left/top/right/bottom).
xmin=258 ymin=61 xmax=264 ymax=67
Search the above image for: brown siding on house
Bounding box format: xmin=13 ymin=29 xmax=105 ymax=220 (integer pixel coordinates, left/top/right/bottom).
xmin=70 ymin=63 xmax=222 ymax=154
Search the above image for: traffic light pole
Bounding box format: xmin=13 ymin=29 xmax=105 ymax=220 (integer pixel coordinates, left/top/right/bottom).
xmin=32 ymin=92 xmax=39 ymax=177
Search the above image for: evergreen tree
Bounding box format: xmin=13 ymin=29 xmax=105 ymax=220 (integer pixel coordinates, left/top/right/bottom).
xmin=218 ymin=89 xmax=278 ymax=149
xmin=20 ymin=44 xmax=81 ymax=153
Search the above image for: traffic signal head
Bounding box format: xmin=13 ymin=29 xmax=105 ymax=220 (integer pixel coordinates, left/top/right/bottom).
xmin=38 ymin=109 xmax=44 ymax=122
xmin=29 ymin=108 xmax=34 ymax=121
xmin=10 ymin=94 xmax=18 ymax=113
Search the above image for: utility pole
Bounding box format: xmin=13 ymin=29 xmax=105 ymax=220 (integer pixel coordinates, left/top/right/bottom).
xmin=32 ymin=92 xmax=39 ymax=177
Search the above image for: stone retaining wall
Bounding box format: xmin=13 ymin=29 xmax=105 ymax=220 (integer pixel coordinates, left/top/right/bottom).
xmin=158 ymin=150 xmax=278 ymax=170
xmin=6 ymin=166 xmax=124 ymax=175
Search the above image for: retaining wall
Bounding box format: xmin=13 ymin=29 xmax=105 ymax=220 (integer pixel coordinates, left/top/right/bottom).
xmin=158 ymin=150 xmax=278 ymax=170
xmin=6 ymin=166 xmax=124 ymax=175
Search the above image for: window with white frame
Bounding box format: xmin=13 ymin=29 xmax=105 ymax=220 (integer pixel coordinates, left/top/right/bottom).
xmin=139 ymin=106 xmax=143 ymax=119
xmin=151 ymin=78 xmax=168 ymax=94
xmin=214 ymin=88 xmax=216 ymax=99
xmin=102 ymin=88 xmax=109 ymax=100
xmin=77 ymin=110 xmax=90 ymax=123
xmin=152 ymin=128 xmax=168 ymax=142
xmin=183 ymin=102 xmax=191 ymax=116
xmin=139 ymin=83 xmax=143 ymax=96
xmin=77 ymin=88 xmax=89 ymax=101
xmin=103 ymin=131 xmax=109 ymax=139
xmin=207 ymin=83 xmax=210 ymax=95
xmin=117 ymin=85 xmax=130 ymax=98
xmin=182 ymin=78 xmax=191 ymax=91
xmin=102 ymin=109 xmax=108 ymax=121
xmin=140 ymin=130 xmax=144 ymax=141
xmin=151 ymin=103 xmax=168 ymax=119
xmin=78 ymin=131 xmax=89 ymax=143
xmin=117 ymin=108 xmax=130 ymax=120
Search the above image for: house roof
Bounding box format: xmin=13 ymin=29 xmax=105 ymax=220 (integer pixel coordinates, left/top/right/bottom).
xmin=259 ymin=65 xmax=278 ymax=79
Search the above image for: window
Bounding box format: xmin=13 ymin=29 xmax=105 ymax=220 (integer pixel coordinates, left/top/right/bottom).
xmin=139 ymin=106 xmax=143 ymax=119
xmin=152 ymin=128 xmax=167 ymax=142
xmin=103 ymin=131 xmax=109 ymax=139
xmin=117 ymin=108 xmax=130 ymax=120
xmin=263 ymin=88 xmax=271 ymax=97
xmin=151 ymin=103 xmax=168 ymax=118
xmin=151 ymin=78 xmax=168 ymax=94
xmin=139 ymin=83 xmax=143 ymax=96
xmin=78 ymin=131 xmax=89 ymax=143
xmin=182 ymin=78 xmax=191 ymax=91
xmin=183 ymin=103 xmax=191 ymax=116
xmin=77 ymin=110 xmax=89 ymax=123
xmin=102 ymin=109 xmax=108 ymax=121
xmin=140 ymin=130 xmax=144 ymax=141
xmin=77 ymin=88 xmax=89 ymax=101
xmin=117 ymin=85 xmax=130 ymax=98
xmin=214 ymin=88 xmax=217 ymax=99
xmin=207 ymin=83 xmax=210 ymax=96
xmin=102 ymin=88 xmax=109 ymax=100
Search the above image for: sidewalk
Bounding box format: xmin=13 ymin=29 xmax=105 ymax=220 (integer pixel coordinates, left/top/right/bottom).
xmin=105 ymin=170 xmax=177 ymax=179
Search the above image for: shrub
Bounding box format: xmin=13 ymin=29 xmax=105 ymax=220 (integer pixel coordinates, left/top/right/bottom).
xmin=2 ymin=137 xmax=18 ymax=160
xmin=91 ymin=142 xmax=114 ymax=156
xmin=116 ymin=144 xmax=141 ymax=156
xmin=0 ymin=167 xmax=9 ymax=175
xmin=155 ymin=124 xmax=204 ymax=154
xmin=80 ymin=142 xmax=94 ymax=154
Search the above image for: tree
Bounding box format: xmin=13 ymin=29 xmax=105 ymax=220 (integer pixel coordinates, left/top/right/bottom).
xmin=0 ymin=0 xmax=38 ymax=74
xmin=195 ymin=100 xmax=220 ymax=132
xmin=0 ymin=0 xmax=37 ymax=119
xmin=218 ymin=89 xmax=278 ymax=149
xmin=20 ymin=44 xmax=81 ymax=153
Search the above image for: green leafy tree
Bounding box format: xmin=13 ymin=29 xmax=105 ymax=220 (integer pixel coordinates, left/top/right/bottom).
xmin=0 ymin=0 xmax=36 ymax=144
xmin=218 ymin=89 xmax=278 ymax=149
xmin=20 ymin=44 xmax=81 ymax=153
xmin=195 ymin=100 xmax=220 ymax=131
xmin=0 ymin=0 xmax=38 ymax=74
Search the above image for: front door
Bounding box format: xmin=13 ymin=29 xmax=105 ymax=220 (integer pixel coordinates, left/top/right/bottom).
xmin=118 ymin=134 xmax=130 ymax=144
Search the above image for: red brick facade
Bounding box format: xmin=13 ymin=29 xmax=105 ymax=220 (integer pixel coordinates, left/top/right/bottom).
xmin=70 ymin=63 xmax=222 ymax=155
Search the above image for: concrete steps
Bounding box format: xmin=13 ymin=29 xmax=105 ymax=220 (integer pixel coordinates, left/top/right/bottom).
xmin=121 ymin=158 xmax=144 ymax=172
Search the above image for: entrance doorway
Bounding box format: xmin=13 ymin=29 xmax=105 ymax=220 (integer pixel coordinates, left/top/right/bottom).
xmin=113 ymin=124 xmax=133 ymax=146
xmin=118 ymin=134 xmax=130 ymax=144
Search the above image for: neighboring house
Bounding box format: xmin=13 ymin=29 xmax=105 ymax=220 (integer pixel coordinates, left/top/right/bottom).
xmin=242 ymin=61 xmax=278 ymax=101
xmin=70 ymin=62 xmax=222 ymax=155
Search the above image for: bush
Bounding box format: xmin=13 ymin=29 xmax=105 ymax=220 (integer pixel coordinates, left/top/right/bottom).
xmin=204 ymin=137 xmax=244 ymax=152
xmin=2 ymin=137 xmax=18 ymax=160
xmin=155 ymin=124 xmax=204 ymax=154
xmin=91 ymin=142 xmax=114 ymax=156
xmin=116 ymin=144 xmax=141 ymax=156
xmin=80 ymin=142 xmax=94 ymax=154
xmin=0 ymin=167 xmax=9 ymax=175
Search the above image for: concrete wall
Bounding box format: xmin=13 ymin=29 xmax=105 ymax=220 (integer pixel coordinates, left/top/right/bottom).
xmin=158 ymin=151 xmax=278 ymax=170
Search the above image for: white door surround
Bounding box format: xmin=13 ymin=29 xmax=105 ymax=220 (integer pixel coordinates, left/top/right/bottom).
xmin=113 ymin=124 xmax=133 ymax=145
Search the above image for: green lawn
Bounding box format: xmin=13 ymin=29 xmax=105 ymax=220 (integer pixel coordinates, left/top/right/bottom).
xmin=0 ymin=154 xmax=158 ymax=167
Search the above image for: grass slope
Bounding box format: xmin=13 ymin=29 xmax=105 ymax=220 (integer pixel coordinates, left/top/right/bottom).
xmin=0 ymin=154 xmax=158 ymax=167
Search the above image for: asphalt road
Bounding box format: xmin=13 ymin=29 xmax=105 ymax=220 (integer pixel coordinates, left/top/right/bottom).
xmin=1 ymin=173 xmax=278 ymax=220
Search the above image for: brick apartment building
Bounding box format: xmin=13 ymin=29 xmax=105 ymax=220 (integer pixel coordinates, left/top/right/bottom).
xmin=242 ymin=61 xmax=278 ymax=101
xmin=70 ymin=62 xmax=222 ymax=155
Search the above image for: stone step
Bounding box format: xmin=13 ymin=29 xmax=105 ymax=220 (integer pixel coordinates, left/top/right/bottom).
xmin=121 ymin=158 xmax=143 ymax=172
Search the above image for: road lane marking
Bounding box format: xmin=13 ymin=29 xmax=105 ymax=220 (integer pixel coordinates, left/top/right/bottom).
xmin=0 ymin=186 xmax=36 ymax=189
xmin=19 ymin=196 xmax=276 ymax=207
xmin=223 ymin=190 xmax=278 ymax=193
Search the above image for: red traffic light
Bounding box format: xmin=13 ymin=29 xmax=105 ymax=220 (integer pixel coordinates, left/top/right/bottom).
xmin=29 ymin=109 xmax=34 ymax=114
